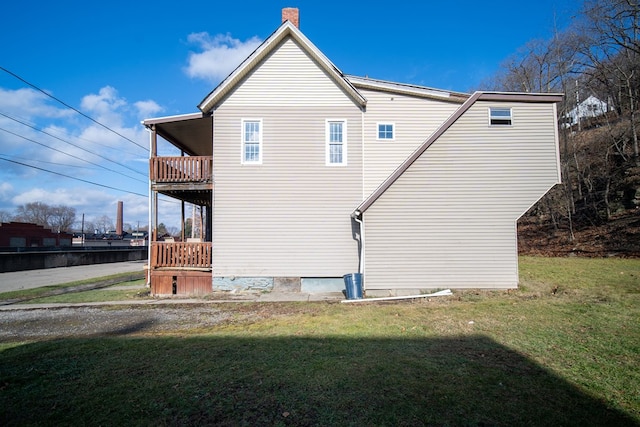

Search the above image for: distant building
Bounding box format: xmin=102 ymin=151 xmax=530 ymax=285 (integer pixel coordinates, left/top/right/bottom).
xmin=564 ymin=95 xmax=611 ymax=128
xmin=0 ymin=222 xmax=73 ymax=248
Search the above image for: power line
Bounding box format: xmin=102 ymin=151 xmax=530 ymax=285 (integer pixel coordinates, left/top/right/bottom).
xmin=0 ymin=153 xmax=96 ymax=169
xmin=0 ymin=66 xmax=148 ymax=151
xmin=0 ymin=111 xmax=147 ymax=177
xmin=0 ymin=126 xmax=147 ymax=184
xmin=0 ymin=156 xmax=147 ymax=198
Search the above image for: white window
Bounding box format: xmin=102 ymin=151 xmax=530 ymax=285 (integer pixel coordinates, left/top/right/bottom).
xmin=377 ymin=123 xmax=395 ymax=140
xmin=326 ymin=120 xmax=347 ymax=166
xmin=489 ymin=107 xmax=512 ymax=126
xmin=242 ymin=119 xmax=262 ymax=164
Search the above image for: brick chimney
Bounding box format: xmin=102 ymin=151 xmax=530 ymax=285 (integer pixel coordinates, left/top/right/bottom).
xmin=116 ymin=201 xmax=123 ymax=236
xmin=282 ymin=7 xmax=299 ymax=28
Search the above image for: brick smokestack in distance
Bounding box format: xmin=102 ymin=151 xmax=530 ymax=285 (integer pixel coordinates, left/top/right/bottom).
xmin=282 ymin=7 xmax=299 ymax=28
xmin=116 ymin=201 xmax=123 ymax=236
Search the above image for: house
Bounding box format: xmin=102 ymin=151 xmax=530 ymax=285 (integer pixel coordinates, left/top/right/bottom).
xmin=564 ymin=95 xmax=611 ymax=128
xmin=143 ymin=8 xmax=562 ymax=296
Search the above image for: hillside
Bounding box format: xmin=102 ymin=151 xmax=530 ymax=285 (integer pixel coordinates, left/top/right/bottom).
xmin=518 ymin=209 xmax=640 ymax=257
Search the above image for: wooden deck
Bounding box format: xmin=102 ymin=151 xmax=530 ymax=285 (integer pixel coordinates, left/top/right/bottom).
xmin=150 ymin=156 xmax=212 ymax=183
xmin=150 ymin=242 xmax=212 ymax=295
xmin=151 ymin=242 xmax=212 ymax=269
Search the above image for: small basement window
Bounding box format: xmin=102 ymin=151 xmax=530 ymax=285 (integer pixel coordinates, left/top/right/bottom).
xmin=489 ymin=107 xmax=512 ymax=126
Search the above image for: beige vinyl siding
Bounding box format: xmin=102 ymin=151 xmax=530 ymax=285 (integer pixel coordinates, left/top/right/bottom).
xmin=212 ymin=37 xmax=362 ymax=278
xmin=223 ymin=38 xmax=356 ymax=107
xmin=360 ymin=88 xmax=461 ymax=196
xmin=364 ymin=101 xmax=560 ymax=289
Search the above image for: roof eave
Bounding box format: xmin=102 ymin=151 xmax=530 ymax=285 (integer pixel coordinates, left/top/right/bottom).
xmin=142 ymin=112 xmax=208 ymax=128
xmin=347 ymin=75 xmax=469 ymax=102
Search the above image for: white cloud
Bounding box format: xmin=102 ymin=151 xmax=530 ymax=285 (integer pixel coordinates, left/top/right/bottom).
xmin=0 ymin=87 xmax=73 ymax=120
xmin=0 ymin=84 xmax=164 ymax=228
xmin=0 ymin=182 xmax=13 ymax=200
xmin=184 ymin=32 xmax=262 ymax=83
xmin=12 ymin=188 xmax=76 ymax=207
xmin=134 ymin=100 xmax=163 ymax=119
xmin=80 ymin=86 xmax=127 ymax=126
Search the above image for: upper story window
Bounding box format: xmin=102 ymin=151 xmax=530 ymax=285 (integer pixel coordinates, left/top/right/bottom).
xmin=326 ymin=120 xmax=347 ymax=166
xmin=242 ymin=119 xmax=262 ymax=164
xmin=377 ymin=123 xmax=395 ymax=140
xmin=489 ymin=107 xmax=512 ymax=126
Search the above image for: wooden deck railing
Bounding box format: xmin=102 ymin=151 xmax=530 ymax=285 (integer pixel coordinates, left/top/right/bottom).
xmin=151 ymin=242 xmax=212 ymax=269
xmin=150 ymin=156 xmax=213 ymax=183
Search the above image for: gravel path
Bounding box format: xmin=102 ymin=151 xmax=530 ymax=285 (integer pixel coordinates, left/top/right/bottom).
xmin=0 ymin=305 xmax=238 ymax=342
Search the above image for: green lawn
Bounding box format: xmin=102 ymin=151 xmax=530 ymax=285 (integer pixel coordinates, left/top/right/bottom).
xmin=1 ymin=256 xmax=638 ymax=426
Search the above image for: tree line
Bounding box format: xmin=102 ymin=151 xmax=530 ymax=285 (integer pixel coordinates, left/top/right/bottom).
xmin=0 ymin=202 xmax=130 ymax=235
xmin=485 ymin=0 xmax=639 ymax=240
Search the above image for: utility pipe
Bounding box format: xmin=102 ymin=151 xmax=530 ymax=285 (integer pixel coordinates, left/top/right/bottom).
xmin=341 ymin=289 xmax=452 ymax=304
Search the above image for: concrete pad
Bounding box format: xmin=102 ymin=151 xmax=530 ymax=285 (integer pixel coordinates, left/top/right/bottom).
xmin=256 ymin=292 xmax=310 ymax=302
xmin=308 ymin=292 xmax=344 ymax=301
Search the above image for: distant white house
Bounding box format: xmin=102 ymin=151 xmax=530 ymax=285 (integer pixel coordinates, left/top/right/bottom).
xmin=565 ymin=95 xmax=611 ymax=127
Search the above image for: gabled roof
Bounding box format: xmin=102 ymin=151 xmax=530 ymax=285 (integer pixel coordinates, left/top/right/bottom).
xmin=354 ymin=91 xmax=564 ymax=216
xmin=197 ymin=21 xmax=367 ymax=112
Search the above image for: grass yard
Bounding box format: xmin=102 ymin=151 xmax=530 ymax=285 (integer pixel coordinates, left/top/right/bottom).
xmin=0 ymin=256 xmax=639 ymax=426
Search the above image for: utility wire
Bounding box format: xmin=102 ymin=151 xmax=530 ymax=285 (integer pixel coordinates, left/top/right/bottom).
xmin=0 ymin=126 xmax=147 ymax=184
xmin=0 ymin=153 xmax=95 ymax=169
xmin=0 ymin=111 xmax=147 ymax=177
xmin=0 ymin=156 xmax=147 ymax=198
xmin=0 ymin=66 xmax=148 ymax=151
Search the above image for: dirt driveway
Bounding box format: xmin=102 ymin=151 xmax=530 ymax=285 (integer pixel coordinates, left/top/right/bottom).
xmin=0 ymin=305 xmax=246 ymax=342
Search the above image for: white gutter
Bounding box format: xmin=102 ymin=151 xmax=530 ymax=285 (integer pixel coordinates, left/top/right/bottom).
xmin=341 ymin=289 xmax=452 ymax=303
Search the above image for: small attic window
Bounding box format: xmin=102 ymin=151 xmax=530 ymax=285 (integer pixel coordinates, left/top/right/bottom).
xmin=377 ymin=123 xmax=394 ymax=140
xmin=489 ymin=107 xmax=512 ymax=126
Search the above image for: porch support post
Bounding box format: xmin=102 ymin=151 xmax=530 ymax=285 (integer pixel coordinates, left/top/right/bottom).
xmin=181 ymin=201 xmax=185 ymax=241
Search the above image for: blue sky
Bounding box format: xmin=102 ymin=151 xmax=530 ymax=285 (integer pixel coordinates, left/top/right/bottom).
xmin=0 ymin=0 xmax=581 ymax=230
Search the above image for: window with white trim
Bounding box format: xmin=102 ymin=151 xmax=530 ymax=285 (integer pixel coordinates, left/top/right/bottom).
xmin=377 ymin=123 xmax=395 ymax=140
xmin=489 ymin=107 xmax=512 ymax=126
xmin=242 ymin=119 xmax=262 ymax=164
xmin=326 ymin=120 xmax=347 ymax=165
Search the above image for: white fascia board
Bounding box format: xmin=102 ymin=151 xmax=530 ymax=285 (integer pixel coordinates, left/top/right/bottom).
xmin=142 ymin=112 xmax=207 ymax=127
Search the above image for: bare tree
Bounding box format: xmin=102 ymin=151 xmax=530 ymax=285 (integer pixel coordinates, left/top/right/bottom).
xmin=490 ymin=0 xmax=640 ymax=240
xmin=94 ymin=215 xmax=115 ymax=234
xmin=49 ymin=205 xmax=76 ymax=233
xmin=14 ymin=202 xmax=53 ymax=228
xmin=578 ymin=0 xmax=640 ymax=164
xmin=13 ymin=202 xmax=77 ymax=232
xmin=0 ymin=210 xmax=13 ymax=223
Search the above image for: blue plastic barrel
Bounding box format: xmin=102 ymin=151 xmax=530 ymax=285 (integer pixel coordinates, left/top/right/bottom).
xmin=343 ymin=273 xmax=363 ymax=299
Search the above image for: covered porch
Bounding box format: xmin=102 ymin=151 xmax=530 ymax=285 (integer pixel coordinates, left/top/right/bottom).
xmin=144 ymin=113 xmax=214 ymax=296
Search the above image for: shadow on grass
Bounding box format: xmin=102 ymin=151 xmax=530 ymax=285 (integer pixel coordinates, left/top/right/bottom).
xmin=1 ymin=333 xmax=637 ymax=426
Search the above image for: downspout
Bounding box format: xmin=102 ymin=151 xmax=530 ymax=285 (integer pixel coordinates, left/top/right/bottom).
xmin=352 ymin=210 xmax=364 ymax=276
xmin=357 ymin=107 xmax=365 ymax=278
